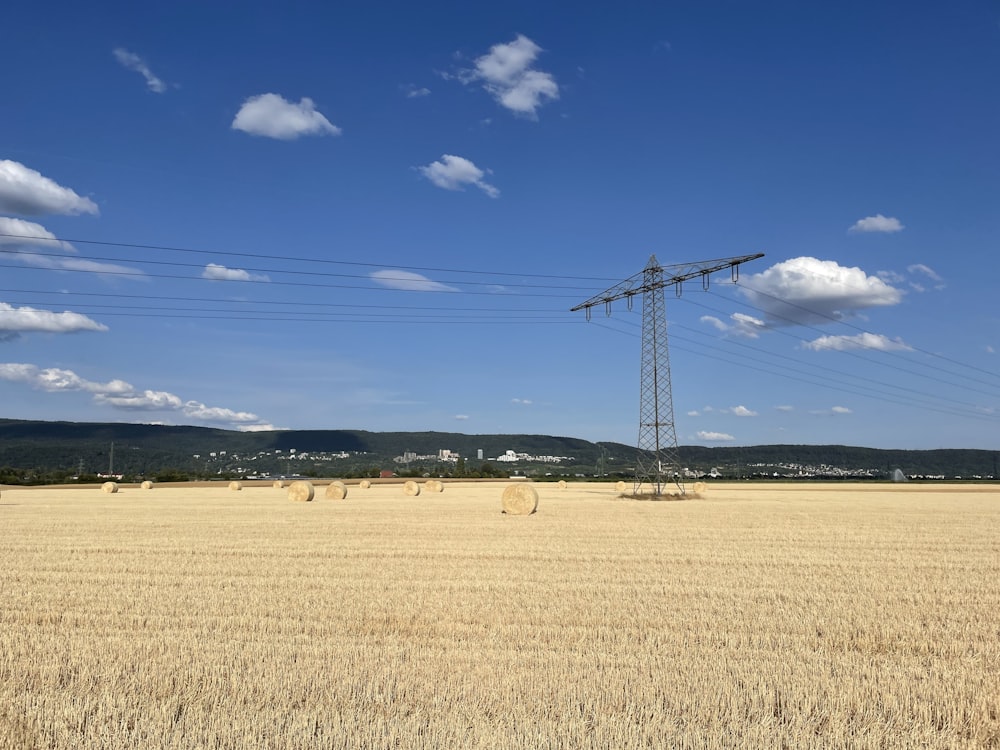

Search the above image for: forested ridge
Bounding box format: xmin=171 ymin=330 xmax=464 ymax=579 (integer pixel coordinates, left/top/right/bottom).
xmin=0 ymin=418 xmax=996 ymax=484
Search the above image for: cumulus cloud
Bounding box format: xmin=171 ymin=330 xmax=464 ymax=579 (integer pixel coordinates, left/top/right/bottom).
xmin=741 ymin=256 xmax=902 ymax=326
xmin=0 ymin=160 xmax=99 ymax=216
xmin=849 ymin=214 xmax=904 ymax=233
xmin=202 ymin=263 xmax=270 ymax=282
xmin=0 ymin=302 xmax=107 ymax=338
xmin=370 ymin=270 xmax=458 ymax=292
xmin=696 ymin=430 xmax=735 ymax=442
xmin=232 ymin=93 xmax=342 ymax=140
xmin=0 ymin=217 xmax=146 ymax=279
xmin=803 ymin=332 xmax=913 ymax=352
xmin=0 ymin=363 xmax=269 ymax=429
xmin=237 ymin=423 xmax=281 ymax=432
xmin=112 ymin=48 xmax=167 ymax=93
xmin=461 ymin=35 xmax=559 ymax=118
xmin=687 ymin=410 xmax=700 ymax=417
xmin=729 ymin=405 xmax=757 ymax=417
xmin=418 ymin=154 xmax=499 ymax=197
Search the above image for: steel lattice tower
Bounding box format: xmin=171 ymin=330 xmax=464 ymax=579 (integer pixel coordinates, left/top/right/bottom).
xmin=572 ymin=253 xmax=764 ymax=496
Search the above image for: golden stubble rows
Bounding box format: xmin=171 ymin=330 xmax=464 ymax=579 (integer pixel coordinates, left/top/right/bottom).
xmin=1 ymin=482 xmax=997 ymax=749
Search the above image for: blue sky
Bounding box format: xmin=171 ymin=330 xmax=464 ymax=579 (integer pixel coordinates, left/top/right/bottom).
xmin=1 ymin=1 xmax=998 ymax=450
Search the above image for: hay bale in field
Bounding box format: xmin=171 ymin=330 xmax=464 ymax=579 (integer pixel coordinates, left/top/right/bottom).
xmin=325 ymin=481 xmax=348 ymax=500
xmin=359 ymin=479 xmax=372 ymax=489
xmin=425 ymin=479 xmax=444 ymax=493
xmin=272 ymin=480 xmax=286 ymax=489
xmin=501 ymin=483 xmax=538 ymax=515
xmin=228 ymin=481 xmax=242 ymax=491
xmin=101 ymin=481 xmax=118 ymax=494
xmin=692 ymin=482 xmax=707 ymax=495
xmin=558 ymin=479 xmax=567 ymax=490
xmin=140 ymin=480 xmax=154 ymax=490
xmin=288 ymin=480 xmax=315 ymax=502
xmin=403 ymin=480 xmax=421 ymax=496
xmin=615 ymin=480 xmax=627 ymax=492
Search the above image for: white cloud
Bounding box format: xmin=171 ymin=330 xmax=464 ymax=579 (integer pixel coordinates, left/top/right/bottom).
xmin=831 ymin=406 xmax=852 ymax=414
xmin=232 ymin=94 xmax=342 ymax=140
xmin=741 ymin=256 xmax=902 ymax=326
xmin=803 ymin=332 xmax=913 ymax=352
xmin=701 ymin=312 xmax=767 ymax=338
xmin=696 ymin=430 xmax=735 ymax=442
xmin=511 ymin=398 xmax=532 ymax=405
xmin=729 ymin=405 xmax=757 ymax=417
xmin=849 ymin=214 xmax=904 ymax=233
xmin=403 ymin=84 xmax=431 ymax=98
xmin=238 ymin=423 xmax=281 ymax=432
xmin=370 ymin=270 xmax=458 ymax=292
xmin=418 ymin=154 xmax=499 ymax=197
xmin=907 ymin=263 xmax=942 ymax=282
xmin=0 ymin=302 xmax=107 ymax=337
xmin=454 ymin=414 xmax=469 ymax=420
xmin=463 ymin=35 xmax=559 ymax=118
xmin=0 ymin=363 xmax=270 ymax=429
xmin=775 ymin=405 xmax=794 ymax=412
xmin=0 ymin=160 xmax=99 ymax=216
xmin=687 ymin=410 xmax=700 ymax=417
xmin=112 ymin=48 xmax=167 ymax=93
xmin=0 ymin=217 xmax=145 ymax=279
xmin=202 ymin=263 xmax=270 ymax=282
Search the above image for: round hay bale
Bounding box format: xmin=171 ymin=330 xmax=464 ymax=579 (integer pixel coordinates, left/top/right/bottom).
xmin=501 ymin=483 xmax=538 ymax=515
xmin=425 ymin=479 xmax=444 ymax=493
xmin=101 ymin=481 xmax=118 ymax=494
xmin=557 ymin=479 xmax=567 ymax=490
xmin=359 ymin=479 xmax=372 ymax=489
xmin=140 ymin=480 xmax=154 ymax=490
xmin=692 ymin=481 xmax=707 ymax=494
xmin=288 ymin=480 xmax=315 ymax=502
xmin=325 ymin=481 xmax=348 ymax=500
xmin=403 ymin=480 xmax=421 ymax=497
xmin=272 ymin=480 xmax=286 ymax=489
xmin=615 ymin=480 xmax=627 ymax=492
xmin=228 ymin=481 xmax=242 ymax=491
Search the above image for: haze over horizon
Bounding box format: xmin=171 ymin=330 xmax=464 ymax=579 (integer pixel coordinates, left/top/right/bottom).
xmin=1 ymin=2 xmax=997 ymax=450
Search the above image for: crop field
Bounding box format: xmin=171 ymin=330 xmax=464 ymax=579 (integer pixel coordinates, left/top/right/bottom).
xmin=1 ymin=480 xmax=997 ymax=749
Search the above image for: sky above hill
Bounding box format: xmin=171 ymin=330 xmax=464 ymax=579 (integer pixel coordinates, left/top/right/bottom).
xmin=1 ymin=1 xmax=998 ymax=450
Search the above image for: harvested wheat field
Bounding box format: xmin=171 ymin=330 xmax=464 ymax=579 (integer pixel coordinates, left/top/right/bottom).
xmin=1 ymin=481 xmax=998 ymax=748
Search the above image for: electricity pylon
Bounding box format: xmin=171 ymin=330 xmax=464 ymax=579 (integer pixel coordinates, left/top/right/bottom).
xmin=571 ymin=253 xmax=764 ymax=496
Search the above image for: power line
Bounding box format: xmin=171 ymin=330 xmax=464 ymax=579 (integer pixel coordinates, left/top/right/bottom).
xmin=0 ymin=232 xmax=617 ymax=282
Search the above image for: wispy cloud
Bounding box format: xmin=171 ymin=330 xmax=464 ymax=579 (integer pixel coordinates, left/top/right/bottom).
xmin=0 ymin=302 xmax=107 ymax=339
xmin=696 ymin=430 xmax=735 ymax=442
xmin=0 ymin=160 xmax=98 ymax=217
xmin=849 ymin=214 xmax=904 ymax=233
xmin=418 ymin=154 xmax=499 ymax=197
xmin=775 ymin=405 xmax=794 ymax=412
xmin=402 ymin=84 xmax=431 ymax=98
xmin=112 ymin=48 xmax=167 ymax=93
xmin=511 ymin=398 xmax=533 ymax=405
xmin=232 ymin=93 xmax=341 ymax=140
xmin=831 ymin=406 xmax=852 ymax=414
xmin=454 ymin=414 xmax=469 ymax=420
xmin=803 ymin=332 xmax=913 ymax=352
xmin=0 ymin=217 xmax=146 ymax=279
xmin=0 ymin=363 xmax=270 ymax=429
xmin=728 ymin=405 xmax=757 ymax=417
xmin=202 ymin=263 xmax=270 ymax=282
xmin=741 ymin=256 xmax=902 ymax=326
xmin=370 ymin=270 xmax=458 ymax=292
xmin=459 ymin=34 xmax=559 ymax=118
xmin=700 ymin=312 xmax=767 ymax=338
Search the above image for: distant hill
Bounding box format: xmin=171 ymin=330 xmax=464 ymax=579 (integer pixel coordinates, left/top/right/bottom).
xmin=0 ymin=418 xmax=996 ymax=484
